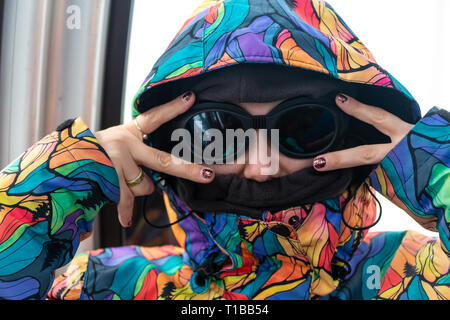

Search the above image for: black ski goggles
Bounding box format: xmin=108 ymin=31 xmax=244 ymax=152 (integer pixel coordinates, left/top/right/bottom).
xmin=147 ymin=95 xmax=350 ymax=163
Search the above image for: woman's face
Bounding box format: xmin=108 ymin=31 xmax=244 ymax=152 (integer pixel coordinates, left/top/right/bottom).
xmin=207 ymin=100 xmax=314 ymax=182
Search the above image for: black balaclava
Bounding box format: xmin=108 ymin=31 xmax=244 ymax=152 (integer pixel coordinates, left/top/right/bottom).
xmin=171 ymin=167 xmax=354 ymax=218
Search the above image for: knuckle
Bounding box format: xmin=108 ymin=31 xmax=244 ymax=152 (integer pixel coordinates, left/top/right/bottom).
xmin=108 ymin=129 xmax=131 ymax=148
xmin=361 ymin=146 xmax=378 ymax=164
xmin=104 ymin=132 xmax=122 ymax=146
xmin=143 ymin=112 xmax=160 ymax=131
xmin=371 ymin=108 xmax=387 ymax=124
xmin=155 ymin=150 xmax=172 ymax=168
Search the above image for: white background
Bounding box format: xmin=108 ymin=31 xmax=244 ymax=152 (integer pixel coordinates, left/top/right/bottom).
xmin=122 ymin=0 xmax=450 ymax=237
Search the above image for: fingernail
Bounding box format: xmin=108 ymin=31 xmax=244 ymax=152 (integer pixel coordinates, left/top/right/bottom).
xmin=201 ymin=168 xmax=214 ymax=180
xmin=313 ymin=157 xmax=327 ymax=170
xmin=337 ymin=94 xmax=348 ymax=104
xmin=182 ymin=91 xmax=193 ymax=103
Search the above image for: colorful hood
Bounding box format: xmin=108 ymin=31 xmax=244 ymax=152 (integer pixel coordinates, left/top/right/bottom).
xmin=131 ymin=0 xmax=421 ymax=123
xmin=129 ymin=0 xmax=423 ymax=298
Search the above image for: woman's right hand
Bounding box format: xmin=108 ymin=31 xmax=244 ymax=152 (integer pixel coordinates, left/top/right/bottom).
xmin=94 ymin=91 xmax=215 ymax=228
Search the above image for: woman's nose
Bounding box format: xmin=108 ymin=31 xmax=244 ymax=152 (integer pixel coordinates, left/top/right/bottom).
xmin=241 ymin=130 xmax=279 ymax=182
xmin=242 ymin=162 xmax=274 ymax=182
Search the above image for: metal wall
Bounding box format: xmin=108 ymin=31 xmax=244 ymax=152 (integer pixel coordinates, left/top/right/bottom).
xmin=0 ymin=0 xmax=134 ymax=251
xmin=0 ymin=0 xmax=111 ymax=169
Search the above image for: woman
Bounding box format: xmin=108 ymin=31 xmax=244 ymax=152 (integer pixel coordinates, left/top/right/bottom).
xmin=0 ymin=0 xmax=448 ymax=300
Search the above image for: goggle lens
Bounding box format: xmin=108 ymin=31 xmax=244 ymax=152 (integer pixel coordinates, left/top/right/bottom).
xmin=277 ymin=106 xmax=336 ymax=155
xmin=186 ymin=111 xmax=246 ymax=162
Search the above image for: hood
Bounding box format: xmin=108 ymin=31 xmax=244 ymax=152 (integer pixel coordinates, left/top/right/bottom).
xmin=132 ymin=0 xmax=421 ymax=299
xmin=131 ymin=0 xmax=421 ymax=122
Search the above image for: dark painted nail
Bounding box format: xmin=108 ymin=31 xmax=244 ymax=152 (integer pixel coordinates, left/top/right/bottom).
xmin=201 ymin=168 xmax=214 ymax=180
xmin=313 ymin=157 xmax=327 ymax=170
xmin=337 ymin=94 xmax=348 ymax=104
xmin=182 ymin=91 xmax=193 ymax=103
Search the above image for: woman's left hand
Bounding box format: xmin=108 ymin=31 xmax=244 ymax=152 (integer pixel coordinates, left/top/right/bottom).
xmin=313 ymin=94 xmax=415 ymax=171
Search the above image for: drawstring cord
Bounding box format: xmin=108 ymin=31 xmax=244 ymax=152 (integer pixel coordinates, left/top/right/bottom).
xmin=142 ymin=193 xmax=195 ymax=229
xmin=142 ymin=178 xmax=382 ymax=231
xmin=341 ymin=180 xmax=382 ymax=231
xmin=141 ymin=175 xmax=195 ymax=229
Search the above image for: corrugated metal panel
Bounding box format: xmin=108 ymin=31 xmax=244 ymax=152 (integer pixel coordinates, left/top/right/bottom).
xmin=0 ymin=0 xmax=112 ymax=256
xmin=0 ymin=0 xmax=111 ymax=168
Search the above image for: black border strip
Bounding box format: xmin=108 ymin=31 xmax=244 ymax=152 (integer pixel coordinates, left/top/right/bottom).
xmin=98 ymin=0 xmax=134 ymax=248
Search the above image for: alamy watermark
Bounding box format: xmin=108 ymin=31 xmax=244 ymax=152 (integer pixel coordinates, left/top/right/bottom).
xmin=366 ymin=265 xmax=381 ymax=290
xmin=170 ymin=121 xmax=280 ymax=175
xmin=66 ymin=5 xmax=81 ymax=30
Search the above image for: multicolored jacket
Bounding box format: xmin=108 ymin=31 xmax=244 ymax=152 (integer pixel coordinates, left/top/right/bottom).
xmin=0 ymin=0 xmax=449 ymax=300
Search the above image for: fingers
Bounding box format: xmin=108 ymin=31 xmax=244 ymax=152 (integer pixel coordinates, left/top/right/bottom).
xmin=124 ymin=91 xmax=196 ymax=140
xmin=120 ymin=149 xmax=155 ymax=197
xmin=312 ymin=94 xmax=416 ymax=172
xmin=130 ymin=143 xmax=215 ymax=183
xmin=335 ymin=93 xmax=413 ymax=138
xmin=121 ymin=90 xmax=213 ymax=184
xmin=313 ymin=143 xmax=393 ymax=171
xmin=122 ymin=90 xmax=215 ymax=183
xmin=117 ymin=146 xmax=214 ymax=227
xmin=116 ymin=166 xmax=137 ymax=228
xmin=118 ymin=148 xmax=160 ymax=228
xmin=97 ymin=91 xmax=212 ymax=228
xmin=116 ymin=167 xmax=154 ymax=228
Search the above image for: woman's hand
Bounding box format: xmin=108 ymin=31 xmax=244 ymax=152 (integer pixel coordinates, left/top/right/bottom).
xmin=313 ymin=94 xmax=415 ymax=171
xmin=94 ymin=92 xmax=215 ymax=228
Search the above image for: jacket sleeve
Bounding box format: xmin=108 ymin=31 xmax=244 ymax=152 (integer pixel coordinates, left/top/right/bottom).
xmin=367 ymin=107 xmax=450 ymax=255
xmin=0 ymin=117 xmax=120 ymax=300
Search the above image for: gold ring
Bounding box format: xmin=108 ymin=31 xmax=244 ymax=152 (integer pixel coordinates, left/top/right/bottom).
xmin=126 ymin=168 xmax=145 ymax=187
